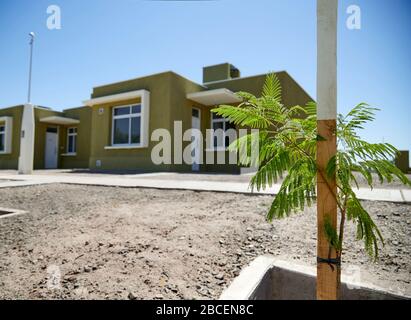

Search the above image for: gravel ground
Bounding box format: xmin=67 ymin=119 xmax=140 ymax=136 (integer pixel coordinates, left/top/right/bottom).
xmin=0 ymin=184 xmax=410 ymax=300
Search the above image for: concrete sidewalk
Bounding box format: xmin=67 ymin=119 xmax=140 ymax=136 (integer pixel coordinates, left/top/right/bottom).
xmin=0 ymin=172 xmax=410 ymax=203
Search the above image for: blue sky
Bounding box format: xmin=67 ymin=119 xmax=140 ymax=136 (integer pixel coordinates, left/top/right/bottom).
xmin=0 ymin=0 xmax=410 ymax=156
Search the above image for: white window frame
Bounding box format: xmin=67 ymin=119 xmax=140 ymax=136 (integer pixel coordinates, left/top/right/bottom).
xmin=0 ymin=117 xmax=13 ymax=154
xmin=210 ymin=113 xmax=232 ymax=151
xmin=66 ymin=127 xmax=77 ymax=155
xmin=96 ymin=90 xmax=149 ymax=150
xmin=111 ymin=104 xmax=142 ymax=147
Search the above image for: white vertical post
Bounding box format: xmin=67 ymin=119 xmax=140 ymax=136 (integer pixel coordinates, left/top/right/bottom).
xmin=19 ymin=33 xmax=36 ymax=174
xmin=18 ymin=104 xmax=35 ymax=174
xmin=317 ymin=1 xmax=337 ymax=122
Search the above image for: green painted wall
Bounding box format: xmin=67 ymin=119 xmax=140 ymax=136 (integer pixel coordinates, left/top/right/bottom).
xmin=33 ymin=108 xmax=64 ymax=169
xmin=395 ymin=151 xmax=410 ymax=173
xmin=87 ymin=70 xmax=312 ymax=173
xmin=89 ymin=72 xmax=174 ymax=171
xmin=0 ymin=105 xmax=23 ymax=170
xmin=60 ymin=106 xmax=92 ymax=169
xmin=201 ymin=71 xmax=313 ymax=173
xmin=206 ymin=71 xmax=313 ymax=108
xmin=168 ymin=72 xmax=206 ymax=173
xmin=88 ymin=71 xmax=239 ymax=173
xmin=0 ymin=105 xmax=92 ymax=170
xmin=203 ymin=63 xmax=232 ymax=83
xmin=32 ymin=107 xmax=92 ymax=169
xmin=203 ymin=63 xmax=241 ymax=84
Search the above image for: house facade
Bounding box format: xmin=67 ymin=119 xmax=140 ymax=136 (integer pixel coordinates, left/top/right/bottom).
xmin=0 ymin=63 xmax=312 ymax=173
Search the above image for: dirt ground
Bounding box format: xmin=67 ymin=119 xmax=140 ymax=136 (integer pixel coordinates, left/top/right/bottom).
xmin=0 ymin=184 xmax=410 ymax=300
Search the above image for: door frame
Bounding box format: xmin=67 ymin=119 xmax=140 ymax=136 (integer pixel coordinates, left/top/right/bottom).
xmin=45 ymin=126 xmax=59 ymax=169
xmin=191 ymin=107 xmax=201 ymax=172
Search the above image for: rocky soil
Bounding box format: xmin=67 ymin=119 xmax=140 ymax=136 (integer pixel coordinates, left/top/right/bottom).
xmin=0 ymin=184 xmax=410 ymax=299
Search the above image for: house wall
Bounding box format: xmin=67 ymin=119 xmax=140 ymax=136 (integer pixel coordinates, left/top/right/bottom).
xmin=88 ymin=71 xmax=241 ymax=173
xmin=33 ymin=108 xmax=64 ymax=169
xmin=395 ymin=151 xmax=410 ymax=173
xmin=202 ymin=72 xmax=313 ymax=174
xmin=0 ymin=105 xmax=23 ymax=169
xmin=0 ymin=105 xmax=92 ymax=170
xmin=203 ymin=63 xmax=232 ymax=83
xmin=60 ymin=106 xmax=92 ymax=169
xmin=88 ymin=72 xmax=174 ymax=171
xmin=168 ymin=72 xmax=207 ymax=173
xmin=87 ymin=71 xmax=312 ymax=174
xmin=206 ymin=71 xmax=313 ymax=107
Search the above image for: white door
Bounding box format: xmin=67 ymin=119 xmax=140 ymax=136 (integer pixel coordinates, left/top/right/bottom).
xmin=191 ymin=108 xmax=201 ymax=172
xmin=45 ymin=129 xmax=58 ymax=169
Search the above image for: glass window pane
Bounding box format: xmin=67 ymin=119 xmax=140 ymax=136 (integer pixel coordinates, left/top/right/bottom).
xmin=131 ymin=105 xmax=141 ymax=114
xmin=212 ymin=113 xmax=223 ymax=120
xmin=212 ymin=121 xmax=223 ymax=131
xmin=46 ymin=127 xmax=58 ymax=133
xmin=131 ymin=117 xmax=141 ymax=144
xmin=68 ymin=136 xmax=74 ymax=153
xmin=213 ymin=135 xmax=224 ymax=148
xmin=0 ymin=126 xmax=4 ymax=133
xmin=113 ymin=118 xmax=130 ymax=144
xmin=0 ymin=133 xmax=4 ymax=151
xmin=114 ymin=106 xmax=130 ymax=116
xmin=192 ymin=109 xmax=199 ymax=118
xmin=226 ymin=121 xmax=236 ymax=131
xmin=212 ymin=121 xmax=224 ymax=148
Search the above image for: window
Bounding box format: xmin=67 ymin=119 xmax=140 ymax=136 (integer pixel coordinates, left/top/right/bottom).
xmin=211 ymin=113 xmax=236 ymax=149
xmin=0 ymin=125 xmax=5 ymax=152
xmin=0 ymin=117 xmax=12 ymax=154
xmin=67 ymin=127 xmax=77 ymax=154
xmin=192 ymin=108 xmax=199 ymax=118
xmin=112 ymin=104 xmax=141 ymax=146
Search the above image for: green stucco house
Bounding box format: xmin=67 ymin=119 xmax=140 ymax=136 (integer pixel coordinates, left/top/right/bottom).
xmin=0 ymin=63 xmax=312 ymax=173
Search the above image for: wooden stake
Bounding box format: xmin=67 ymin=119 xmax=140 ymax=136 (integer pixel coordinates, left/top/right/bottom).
xmin=316 ymin=0 xmax=340 ymax=300
xmin=317 ymin=120 xmax=340 ymax=300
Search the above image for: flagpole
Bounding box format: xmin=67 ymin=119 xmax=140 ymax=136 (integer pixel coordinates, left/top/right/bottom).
xmin=27 ymin=32 xmax=35 ymax=103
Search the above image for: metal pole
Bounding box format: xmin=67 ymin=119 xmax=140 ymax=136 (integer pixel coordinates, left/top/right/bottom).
xmin=27 ymin=32 xmax=35 ymax=104
xmin=316 ymin=0 xmax=340 ymax=300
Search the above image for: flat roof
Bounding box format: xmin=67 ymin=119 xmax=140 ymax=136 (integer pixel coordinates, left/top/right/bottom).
xmin=83 ymin=89 xmax=149 ymax=107
xmin=187 ymin=88 xmax=242 ymax=106
xmin=39 ymin=116 xmax=80 ymax=125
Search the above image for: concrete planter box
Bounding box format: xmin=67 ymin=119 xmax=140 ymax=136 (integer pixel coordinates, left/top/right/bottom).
xmin=220 ymin=256 xmax=409 ymax=300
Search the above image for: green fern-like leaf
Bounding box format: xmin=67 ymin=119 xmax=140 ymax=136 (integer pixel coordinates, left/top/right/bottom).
xmin=212 ymin=73 xmax=411 ymax=261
